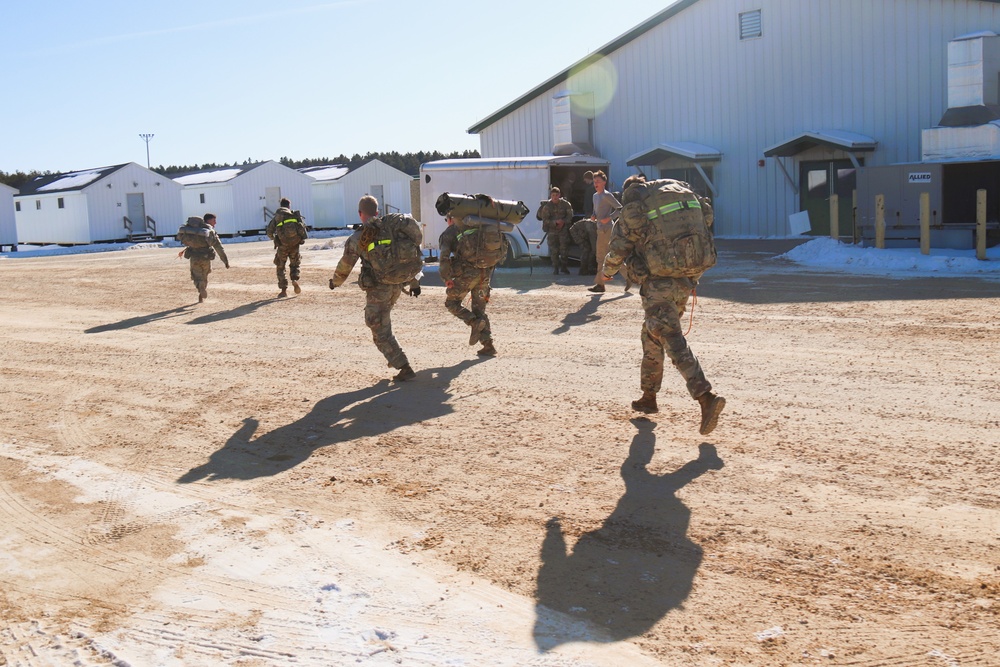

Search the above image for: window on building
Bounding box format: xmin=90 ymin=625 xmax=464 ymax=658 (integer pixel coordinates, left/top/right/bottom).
xmin=58 ymin=197 xmax=65 ymax=209
xmin=15 ymin=201 xmax=20 ymax=212
xmin=35 ymin=200 xmax=41 ymax=210
xmin=739 ymin=9 xmax=762 ymax=40
xmin=199 ymin=193 xmax=206 ymax=204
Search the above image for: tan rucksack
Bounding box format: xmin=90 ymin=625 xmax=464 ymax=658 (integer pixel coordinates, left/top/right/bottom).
xmin=177 ymin=217 xmax=212 ymax=249
xmin=621 ymin=179 xmax=716 ymax=279
xmin=455 ymin=216 xmax=510 ymax=269
xmin=360 ymin=213 xmax=424 ymax=284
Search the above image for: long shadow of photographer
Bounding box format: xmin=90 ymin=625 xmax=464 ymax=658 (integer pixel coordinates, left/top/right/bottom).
xmin=177 ymin=358 xmax=482 ymax=483
xmin=534 ymin=419 xmax=724 ymax=649
xmin=85 ymin=305 xmax=195 ymax=334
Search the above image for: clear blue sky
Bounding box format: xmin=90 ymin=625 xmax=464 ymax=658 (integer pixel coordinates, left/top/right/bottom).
xmin=1 ymin=0 xmax=674 ymax=174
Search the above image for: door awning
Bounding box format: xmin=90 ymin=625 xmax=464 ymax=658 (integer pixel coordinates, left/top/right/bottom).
xmin=626 ymin=141 xmax=723 ymax=165
xmin=626 ymin=142 xmax=722 ymax=197
xmin=763 ymin=130 xmax=877 ymax=158
xmin=764 ymin=130 xmax=877 ymax=195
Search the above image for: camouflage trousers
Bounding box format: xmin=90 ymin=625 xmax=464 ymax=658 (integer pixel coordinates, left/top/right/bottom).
xmin=547 ymin=227 xmax=572 ymax=272
xmin=364 ymin=283 xmax=408 ymax=370
xmin=595 ymin=224 xmax=613 ymax=285
xmin=274 ymin=243 xmax=301 ymax=289
xmin=189 ymin=257 xmax=212 ymax=296
xmin=638 ymin=277 xmax=711 ymax=398
xmin=445 ymin=264 xmax=492 ymax=344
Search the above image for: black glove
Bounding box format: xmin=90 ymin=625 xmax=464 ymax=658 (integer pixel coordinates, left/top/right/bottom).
xmin=328 ymin=278 xmax=337 ymax=290
xmin=409 ymin=284 xmax=421 ymax=298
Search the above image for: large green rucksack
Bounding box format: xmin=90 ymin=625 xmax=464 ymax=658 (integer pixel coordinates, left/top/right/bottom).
xmin=455 ymin=215 xmax=511 ymax=269
xmin=360 ymin=213 xmax=424 ymax=284
xmin=621 ymin=179 xmax=716 ymax=279
xmin=276 ymin=210 xmax=307 ymax=245
xmin=177 ymin=217 xmax=212 ymax=249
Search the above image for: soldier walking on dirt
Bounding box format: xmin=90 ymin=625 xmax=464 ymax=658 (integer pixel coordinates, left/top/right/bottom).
xmin=601 ymin=175 xmax=725 ymax=435
xmin=328 ymin=195 xmax=421 ymax=382
xmin=176 ymin=213 xmax=229 ymax=303
xmin=266 ymin=198 xmax=307 ymax=298
xmin=438 ymin=213 xmax=506 ymax=357
xmin=536 ymin=187 xmax=574 ymax=275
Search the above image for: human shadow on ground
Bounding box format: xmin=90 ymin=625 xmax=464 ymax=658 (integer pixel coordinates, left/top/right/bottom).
xmin=533 ymin=419 xmax=724 ymax=649
xmin=84 ymin=305 xmax=195 ymax=334
xmin=177 ymin=358 xmax=482 ymax=483
xmin=551 ymin=293 xmax=630 ymax=335
xmin=185 ymin=298 xmax=284 ymax=325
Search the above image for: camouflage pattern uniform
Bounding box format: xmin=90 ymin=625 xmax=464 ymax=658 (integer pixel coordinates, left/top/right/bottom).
xmin=266 ymin=207 xmax=307 ymax=292
xmin=569 ymin=218 xmax=597 ymax=275
xmin=439 ymin=223 xmax=500 ymax=350
xmin=330 ymin=223 xmax=418 ymax=371
xmin=184 ymin=230 xmax=228 ymax=302
xmin=536 ymin=197 xmax=574 ymax=274
xmin=602 ymin=194 xmax=712 ymax=401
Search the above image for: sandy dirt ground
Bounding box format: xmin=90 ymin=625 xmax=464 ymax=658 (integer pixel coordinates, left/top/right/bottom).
xmin=0 ymin=237 xmax=997 ymax=666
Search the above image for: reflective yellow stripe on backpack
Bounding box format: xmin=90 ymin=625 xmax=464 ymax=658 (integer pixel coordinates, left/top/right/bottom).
xmin=366 ymin=239 xmax=392 ymax=252
xmin=276 ymin=217 xmax=299 ymax=226
xmin=646 ymin=199 xmax=701 ymax=220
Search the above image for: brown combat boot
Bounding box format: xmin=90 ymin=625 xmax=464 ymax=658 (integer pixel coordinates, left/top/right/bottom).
xmin=469 ymin=318 xmax=487 ymax=345
xmin=631 ymin=391 xmax=658 ymax=414
xmin=477 ymin=341 xmax=497 ymax=357
xmin=278 ymin=288 xmax=288 ymax=298
xmin=198 ymin=288 xmax=207 ymax=302
xmin=292 ymin=280 xmax=301 ymax=294
xmin=697 ymin=392 xmax=726 ymax=436
xmin=393 ymin=365 xmax=416 ymax=382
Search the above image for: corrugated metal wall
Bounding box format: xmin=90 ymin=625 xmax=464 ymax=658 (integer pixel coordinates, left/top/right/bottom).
xmin=15 ymin=192 xmax=90 ymax=244
xmin=181 ymin=185 xmax=237 ymax=235
xmin=477 ymin=0 xmax=1000 ymax=236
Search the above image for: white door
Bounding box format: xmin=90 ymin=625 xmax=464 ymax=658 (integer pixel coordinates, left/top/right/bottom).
xmin=265 ymin=187 xmax=281 ymax=215
xmin=370 ymin=184 xmax=384 ymax=212
xmin=126 ymin=193 xmax=146 ymax=233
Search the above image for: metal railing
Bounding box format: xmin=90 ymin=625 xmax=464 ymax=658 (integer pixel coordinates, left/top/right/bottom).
xmin=123 ymin=215 xmax=133 ymax=240
xmin=146 ymin=215 xmax=157 ymax=238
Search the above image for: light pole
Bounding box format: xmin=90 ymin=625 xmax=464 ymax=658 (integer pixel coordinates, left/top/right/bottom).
xmin=139 ymin=133 xmax=154 ymax=168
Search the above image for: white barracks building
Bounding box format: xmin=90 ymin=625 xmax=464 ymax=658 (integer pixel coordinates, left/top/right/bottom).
xmin=468 ymin=0 xmax=1000 ymax=239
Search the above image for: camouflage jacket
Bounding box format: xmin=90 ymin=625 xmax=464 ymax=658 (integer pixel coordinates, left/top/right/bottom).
xmin=535 ymin=199 xmax=574 ymax=234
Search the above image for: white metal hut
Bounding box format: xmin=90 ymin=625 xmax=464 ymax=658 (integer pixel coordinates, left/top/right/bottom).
xmin=299 ymin=159 xmax=413 ymax=229
xmin=1 ymin=183 xmax=17 ymax=250
xmin=14 ymin=163 xmax=182 ymax=244
xmin=174 ymin=160 xmax=314 ymax=236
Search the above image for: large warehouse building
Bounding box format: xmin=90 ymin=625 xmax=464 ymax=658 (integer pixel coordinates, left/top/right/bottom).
xmin=468 ymin=0 xmax=1000 ymax=238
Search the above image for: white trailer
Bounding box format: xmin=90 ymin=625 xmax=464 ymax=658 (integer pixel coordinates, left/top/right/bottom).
xmin=418 ymin=155 xmax=609 ymax=260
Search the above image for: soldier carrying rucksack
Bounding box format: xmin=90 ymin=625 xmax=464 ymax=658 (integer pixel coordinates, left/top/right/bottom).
xmin=328 ymin=195 xmax=422 ymax=382
xmin=438 ymin=204 xmax=513 ymax=357
xmin=266 ymin=198 xmax=308 ymax=298
xmin=176 ymin=213 xmax=229 ymax=303
xmin=601 ymin=175 xmax=726 ymax=435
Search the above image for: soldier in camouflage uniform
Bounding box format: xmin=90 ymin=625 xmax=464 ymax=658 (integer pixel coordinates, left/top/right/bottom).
xmin=536 ymin=187 xmax=574 ymax=275
xmin=601 ymin=175 xmax=725 ymax=436
xmin=438 ymin=214 xmax=504 ymax=357
xmin=328 ymin=196 xmax=420 ymax=382
xmin=180 ymin=213 xmax=229 ymax=303
xmin=569 ymin=217 xmax=597 ymax=275
xmin=266 ymin=198 xmax=307 ymax=298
